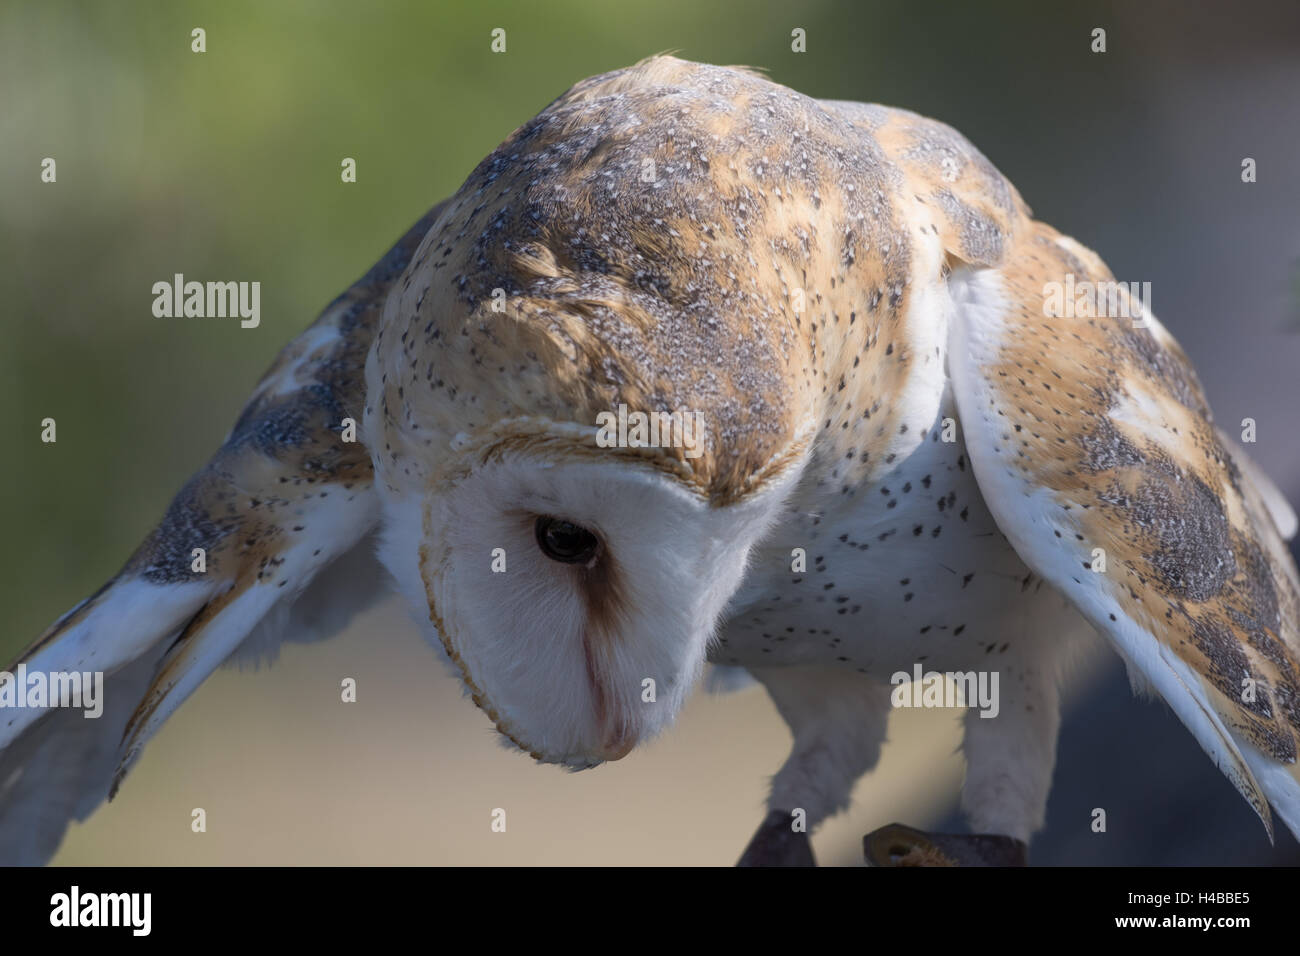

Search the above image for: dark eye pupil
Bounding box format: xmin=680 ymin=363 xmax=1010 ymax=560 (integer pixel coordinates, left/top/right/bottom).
xmin=535 ymin=516 xmax=599 ymax=564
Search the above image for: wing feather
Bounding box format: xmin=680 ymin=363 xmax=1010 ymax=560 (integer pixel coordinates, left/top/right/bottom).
xmin=947 ymin=222 xmax=1300 ymax=840
xmin=0 ymin=203 xmax=446 ymax=864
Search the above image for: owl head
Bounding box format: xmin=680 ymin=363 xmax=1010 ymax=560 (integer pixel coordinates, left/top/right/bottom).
xmin=367 ymin=224 xmax=813 ymax=767
xmin=372 ymin=426 xmax=805 ymax=767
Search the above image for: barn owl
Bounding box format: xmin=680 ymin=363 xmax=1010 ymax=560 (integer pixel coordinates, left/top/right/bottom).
xmin=4 ymin=56 xmax=1299 ymax=867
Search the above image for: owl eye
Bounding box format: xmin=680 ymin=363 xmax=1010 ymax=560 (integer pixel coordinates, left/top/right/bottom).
xmin=534 ymin=515 xmax=600 ymax=565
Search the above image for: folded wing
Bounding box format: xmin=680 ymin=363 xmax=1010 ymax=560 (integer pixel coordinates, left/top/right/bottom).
xmin=947 ymin=222 xmax=1300 ymax=840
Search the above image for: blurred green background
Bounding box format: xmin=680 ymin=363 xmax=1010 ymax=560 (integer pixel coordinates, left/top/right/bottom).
xmin=3 ymin=0 xmax=1299 ymax=864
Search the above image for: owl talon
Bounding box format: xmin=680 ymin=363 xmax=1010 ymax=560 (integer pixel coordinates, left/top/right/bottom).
xmin=863 ymin=823 xmax=1027 ymax=867
xmin=736 ymin=809 xmax=817 ymax=867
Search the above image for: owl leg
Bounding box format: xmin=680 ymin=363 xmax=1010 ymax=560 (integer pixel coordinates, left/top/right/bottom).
xmin=956 ymin=646 xmax=1063 ymax=850
xmin=864 ymin=622 xmax=1079 ymax=865
xmin=860 ymin=654 xmax=1060 ymax=866
xmin=737 ymin=667 xmax=893 ymax=867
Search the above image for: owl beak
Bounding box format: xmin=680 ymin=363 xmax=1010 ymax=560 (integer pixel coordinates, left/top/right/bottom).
xmin=594 ymin=731 xmax=636 ymax=762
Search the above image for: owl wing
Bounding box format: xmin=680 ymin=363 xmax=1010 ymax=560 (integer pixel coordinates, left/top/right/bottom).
xmin=947 ymin=218 xmax=1300 ymax=840
xmin=0 ymin=203 xmax=445 ymax=864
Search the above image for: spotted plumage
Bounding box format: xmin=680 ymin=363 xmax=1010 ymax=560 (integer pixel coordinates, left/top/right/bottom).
xmin=3 ymin=56 xmax=1297 ymax=865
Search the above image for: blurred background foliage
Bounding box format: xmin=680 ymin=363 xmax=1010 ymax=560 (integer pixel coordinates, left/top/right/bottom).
xmin=2 ymin=0 xmax=1299 ymax=864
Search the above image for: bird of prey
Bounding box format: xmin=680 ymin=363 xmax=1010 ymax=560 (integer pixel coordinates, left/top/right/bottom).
xmin=4 ymin=56 xmax=1299 ymax=866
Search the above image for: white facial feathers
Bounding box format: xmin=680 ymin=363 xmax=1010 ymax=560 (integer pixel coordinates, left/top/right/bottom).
xmin=377 ymin=437 xmax=807 ymax=766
